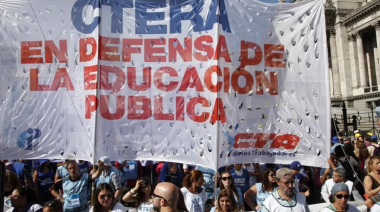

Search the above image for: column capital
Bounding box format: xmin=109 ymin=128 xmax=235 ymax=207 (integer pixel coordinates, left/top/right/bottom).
xmin=372 ymin=22 xmax=380 ymax=30
xmin=329 ymin=30 xmax=336 ymax=38
xmin=348 ymin=33 xmax=357 ymax=42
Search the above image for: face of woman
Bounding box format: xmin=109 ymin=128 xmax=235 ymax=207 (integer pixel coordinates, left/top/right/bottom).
xmin=219 ymin=197 xmax=232 ymax=212
xmin=196 ymin=175 xmax=204 ymax=187
xmin=97 ymin=189 xmax=113 ymax=207
xmin=334 ymin=191 xmax=349 ymax=208
xmin=5 ymin=181 xmax=12 ymax=193
xmin=372 ymin=159 xmax=380 ymax=171
xmin=222 ymin=173 xmax=232 ymax=188
xmin=268 ymin=171 xmax=276 ymax=183
xmin=141 ymin=184 xmax=151 ymax=195
xmin=9 ymin=190 xmax=24 ymax=208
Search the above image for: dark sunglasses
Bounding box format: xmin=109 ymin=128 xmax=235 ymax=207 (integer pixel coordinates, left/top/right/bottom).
xmin=335 ymin=194 xmax=349 ymax=200
xmin=222 ymin=176 xmax=232 ymax=181
xmin=153 ymin=193 xmax=167 ymax=202
xmin=269 ymin=174 xmax=275 ymax=177
xmin=99 ymin=194 xmax=112 ymax=199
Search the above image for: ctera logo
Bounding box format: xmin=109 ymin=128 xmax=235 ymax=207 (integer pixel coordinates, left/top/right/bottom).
xmin=17 ymin=128 xmax=41 ymax=150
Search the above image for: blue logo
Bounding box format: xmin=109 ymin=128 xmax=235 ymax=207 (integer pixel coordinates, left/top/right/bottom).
xmin=222 ymin=124 xmax=238 ymax=157
xmin=17 ymin=128 xmax=41 ymax=150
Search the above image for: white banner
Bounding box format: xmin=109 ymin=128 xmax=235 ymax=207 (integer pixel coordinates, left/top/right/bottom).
xmin=0 ymin=0 xmax=330 ymax=169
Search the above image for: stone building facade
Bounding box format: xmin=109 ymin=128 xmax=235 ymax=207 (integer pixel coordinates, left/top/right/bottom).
xmin=326 ymin=0 xmax=380 ymax=131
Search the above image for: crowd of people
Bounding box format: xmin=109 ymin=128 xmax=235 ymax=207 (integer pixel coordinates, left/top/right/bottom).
xmin=3 ymin=131 xmax=380 ymax=212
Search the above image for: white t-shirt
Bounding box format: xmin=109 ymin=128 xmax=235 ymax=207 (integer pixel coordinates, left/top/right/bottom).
xmin=320 ymin=204 xmax=360 ymax=212
xmin=181 ymin=187 xmax=207 ymax=212
xmin=89 ymin=203 xmax=126 ymax=212
xmin=371 ymin=204 xmax=380 ymax=212
xmin=138 ymin=200 xmax=153 ymax=212
xmin=4 ymin=196 xmax=12 ymax=212
xmin=6 ymin=204 xmax=43 ymax=212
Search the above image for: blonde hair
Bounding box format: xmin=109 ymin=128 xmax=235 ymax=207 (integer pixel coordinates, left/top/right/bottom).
xmin=367 ymin=156 xmax=380 ymax=173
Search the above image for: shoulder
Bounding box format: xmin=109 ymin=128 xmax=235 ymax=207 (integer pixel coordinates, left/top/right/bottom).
xmin=345 ymin=180 xmax=354 ymax=187
xmin=30 ymin=204 xmax=43 ymax=212
xmin=296 ymin=192 xmax=306 ymax=202
xmin=181 ymin=187 xmax=188 ymax=193
xmin=112 ymin=203 xmax=126 ymax=211
xmin=348 ymin=204 xmax=360 ymax=212
xmin=320 ymin=208 xmax=334 ymax=212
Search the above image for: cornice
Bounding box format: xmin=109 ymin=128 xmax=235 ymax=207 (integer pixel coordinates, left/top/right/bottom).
xmin=344 ymin=0 xmax=380 ymax=24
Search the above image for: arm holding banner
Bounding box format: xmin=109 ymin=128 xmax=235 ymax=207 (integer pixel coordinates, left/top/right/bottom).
xmin=91 ymin=161 xmax=104 ymax=180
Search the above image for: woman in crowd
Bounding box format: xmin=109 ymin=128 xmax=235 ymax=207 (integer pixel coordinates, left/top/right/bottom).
xmin=33 ymin=159 xmax=55 ymax=203
xmin=213 ymin=170 xmax=243 ymax=211
xmin=4 ymin=171 xmax=22 ymax=211
xmin=358 ymin=147 xmax=370 ymax=174
xmin=321 ymin=183 xmax=360 ymax=212
xmin=90 ymin=183 xmax=126 ymax=212
xmin=6 ymin=186 xmax=42 ymax=212
xmin=244 ymin=168 xmax=276 ymax=212
xmin=354 ymin=137 xmax=365 ymax=159
xmin=215 ymin=189 xmax=238 ymax=212
xmin=364 ymin=156 xmax=380 ymax=200
xmin=181 ymin=170 xmax=207 ymax=212
xmin=122 ymin=177 xmax=153 ymax=212
xmin=42 ymin=199 xmax=62 ymax=212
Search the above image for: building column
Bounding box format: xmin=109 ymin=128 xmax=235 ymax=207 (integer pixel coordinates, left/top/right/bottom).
xmin=348 ymin=34 xmax=359 ymax=88
xmin=374 ymin=22 xmax=380 ymax=87
xmin=356 ymin=32 xmax=368 ymax=87
xmin=329 ymin=30 xmax=342 ymax=97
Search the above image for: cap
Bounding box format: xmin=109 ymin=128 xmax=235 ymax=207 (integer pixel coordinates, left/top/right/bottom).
xmin=332 ymin=136 xmax=340 ymax=144
xmin=355 ymin=133 xmax=361 ymax=138
xmin=290 ymin=161 xmax=302 ymax=170
xmin=368 ymin=132 xmax=374 ymax=136
xmin=331 ymin=183 xmax=349 ymax=196
xmin=99 ymin=156 xmax=112 ymax=166
xmin=276 ymin=168 xmax=293 ymax=179
xmin=39 ymin=159 xmax=50 ymax=164
xmin=371 ymin=135 xmax=378 ymax=142
xmin=115 ymin=160 xmax=124 ymax=169
xmin=354 ymin=130 xmax=359 ymax=134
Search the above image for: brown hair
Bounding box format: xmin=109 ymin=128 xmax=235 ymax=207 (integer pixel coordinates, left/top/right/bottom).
xmin=182 ymin=170 xmax=203 ymax=188
xmin=215 ymin=189 xmax=238 ymax=212
xmin=6 ymin=171 xmax=21 ymax=190
xmin=367 ymin=156 xmax=380 ymax=173
xmin=220 ymin=171 xmax=239 ymax=202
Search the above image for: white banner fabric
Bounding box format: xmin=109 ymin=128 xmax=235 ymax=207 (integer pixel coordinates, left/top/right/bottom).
xmin=0 ymin=0 xmax=330 ymax=169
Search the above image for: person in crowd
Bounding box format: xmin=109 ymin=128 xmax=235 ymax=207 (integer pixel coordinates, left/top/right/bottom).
xmin=290 ymin=161 xmax=310 ymax=196
xmin=368 ymin=135 xmax=380 ymax=156
xmin=195 ymin=166 xmax=215 ymax=212
xmin=122 ymin=177 xmax=153 ymax=212
xmin=364 ymin=156 xmax=380 ymax=199
xmin=320 ymin=155 xmax=338 ymax=185
xmin=90 ymin=183 xmax=126 ymax=212
xmin=159 ymin=162 xmax=183 ymax=187
xmin=355 ymin=136 xmax=366 ymax=159
xmin=337 ymin=132 xmax=343 ymax=142
xmin=215 ymin=189 xmax=238 ymax=212
xmin=343 ymin=136 xmax=351 ymax=144
xmin=334 ymin=145 xmax=361 ymax=182
xmin=97 ymin=156 xmax=122 ymax=199
xmin=77 ymin=160 xmax=90 ymax=175
xmin=55 ymin=160 xmax=69 ymax=183
xmin=13 ymin=160 xmax=33 ymax=187
xmin=243 ymin=163 xmax=259 ymax=188
xmin=116 ymin=160 xmax=143 ymax=206
xmin=365 ymin=136 xmax=372 ymax=147
xmin=229 ymin=164 xmax=250 ymax=210
xmin=262 ymin=168 xmax=310 ymax=212
xmin=180 ymin=170 xmax=207 ymax=212
xmin=153 ymin=182 xmax=187 ymax=212
xmin=331 ymin=136 xmax=342 ymax=153
xmin=344 ymin=143 xmax=359 ymax=162
xmin=6 ymin=186 xmax=43 ymax=212
xmin=42 ymin=199 xmax=63 ymax=212
xmin=4 ymin=171 xmax=22 ymax=211
xmin=320 ymin=183 xmax=360 ymax=212
xmin=49 ymin=160 xmax=104 ymax=212
xmin=321 ymin=167 xmax=363 ymax=202
xmin=213 ymin=170 xmax=243 ymax=211
xmin=183 ymin=164 xmax=196 ymax=175
xmin=358 ymin=147 xmax=370 ymax=173
xmin=244 ymin=168 xmax=276 ymax=212
xmin=33 ymin=159 xmax=55 ymax=203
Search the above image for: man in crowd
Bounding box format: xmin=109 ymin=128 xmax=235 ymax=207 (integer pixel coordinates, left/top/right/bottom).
xmin=320 ymin=154 xmax=338 ymax=185
xmin=262 ymin=168 xmax=310 ymax=212
xmin=367 ymin=135 xmax=380 ymax=156
xmin=98 ymin=156 xmax=123 ymax=199
xmin=290 ymin=161 xmax=310 ymax=197
xmin=153 ymin=182 xmax=182 ymax=212
xmin=50 ymin=160 xmax=104 ymax=212
xmin=321 ymin=167 xmax=363 ymax=202
xmin=230 ymin=164 xmax=251 ymax=210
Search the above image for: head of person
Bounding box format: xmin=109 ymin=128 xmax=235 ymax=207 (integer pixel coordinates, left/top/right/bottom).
xmin=94 ymin=183 xmax=115 ymax=210
xmin=135 ymin=177 xmax=153 ymax=208
xmin=359 ymin=147 xmax=370 ymax=160
xmin=5 ymin=171 xmax=21 ymax=196
xmin=9 ymin=186 xmax=39 ymax=209
xmin=99 ymin=156 xmax=112 ymax=171
xmin=328 ymin=183 xmax=350 ymax=208
xmin=367 ymin=156 xmax=380 ymax=173
xmin=342 ymin=136 xmax=350 ymax=144
xmin=43 ymin=199 xmax=63 ymax=212
xmin=332 ymin=167 xmax=346 ymax=183
xmin=234 ymin=164 xmax=243 ymax=171
xmin=371 ymin=135 xmax=378 ymax=144
xmin=261 ymin=168 xmax=276 ymax=189
xmin=358 ymin=136 xmax=364 ymax=142
xmin=182 ymin=170 xmax=204 ymax=189
xmin=365 ymin=136 xmax=372 ymax=147
xmin=217 ymin=189 xmax=238 ymax=212
xmin=332 ymin=136 xmax=340 ymax=145
xmin=289 ymin=161 xmax=302 ymax=175
xmin=66 ymin=160 xmax=79 ymax=178
xmin=338 ymin=132 xmax=343 ymax=140
xmin=275 ymin=168 xmax=294 ymax=197
xmin=334 ymin=145 xmax=345 ymax=158
xmin=39 ymin=159 xmax=50 ymax=171
xmin=153 ymin=182 xmax=180 ymax=212
xmin=354 ymin=133 xmax=360 ymax=141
